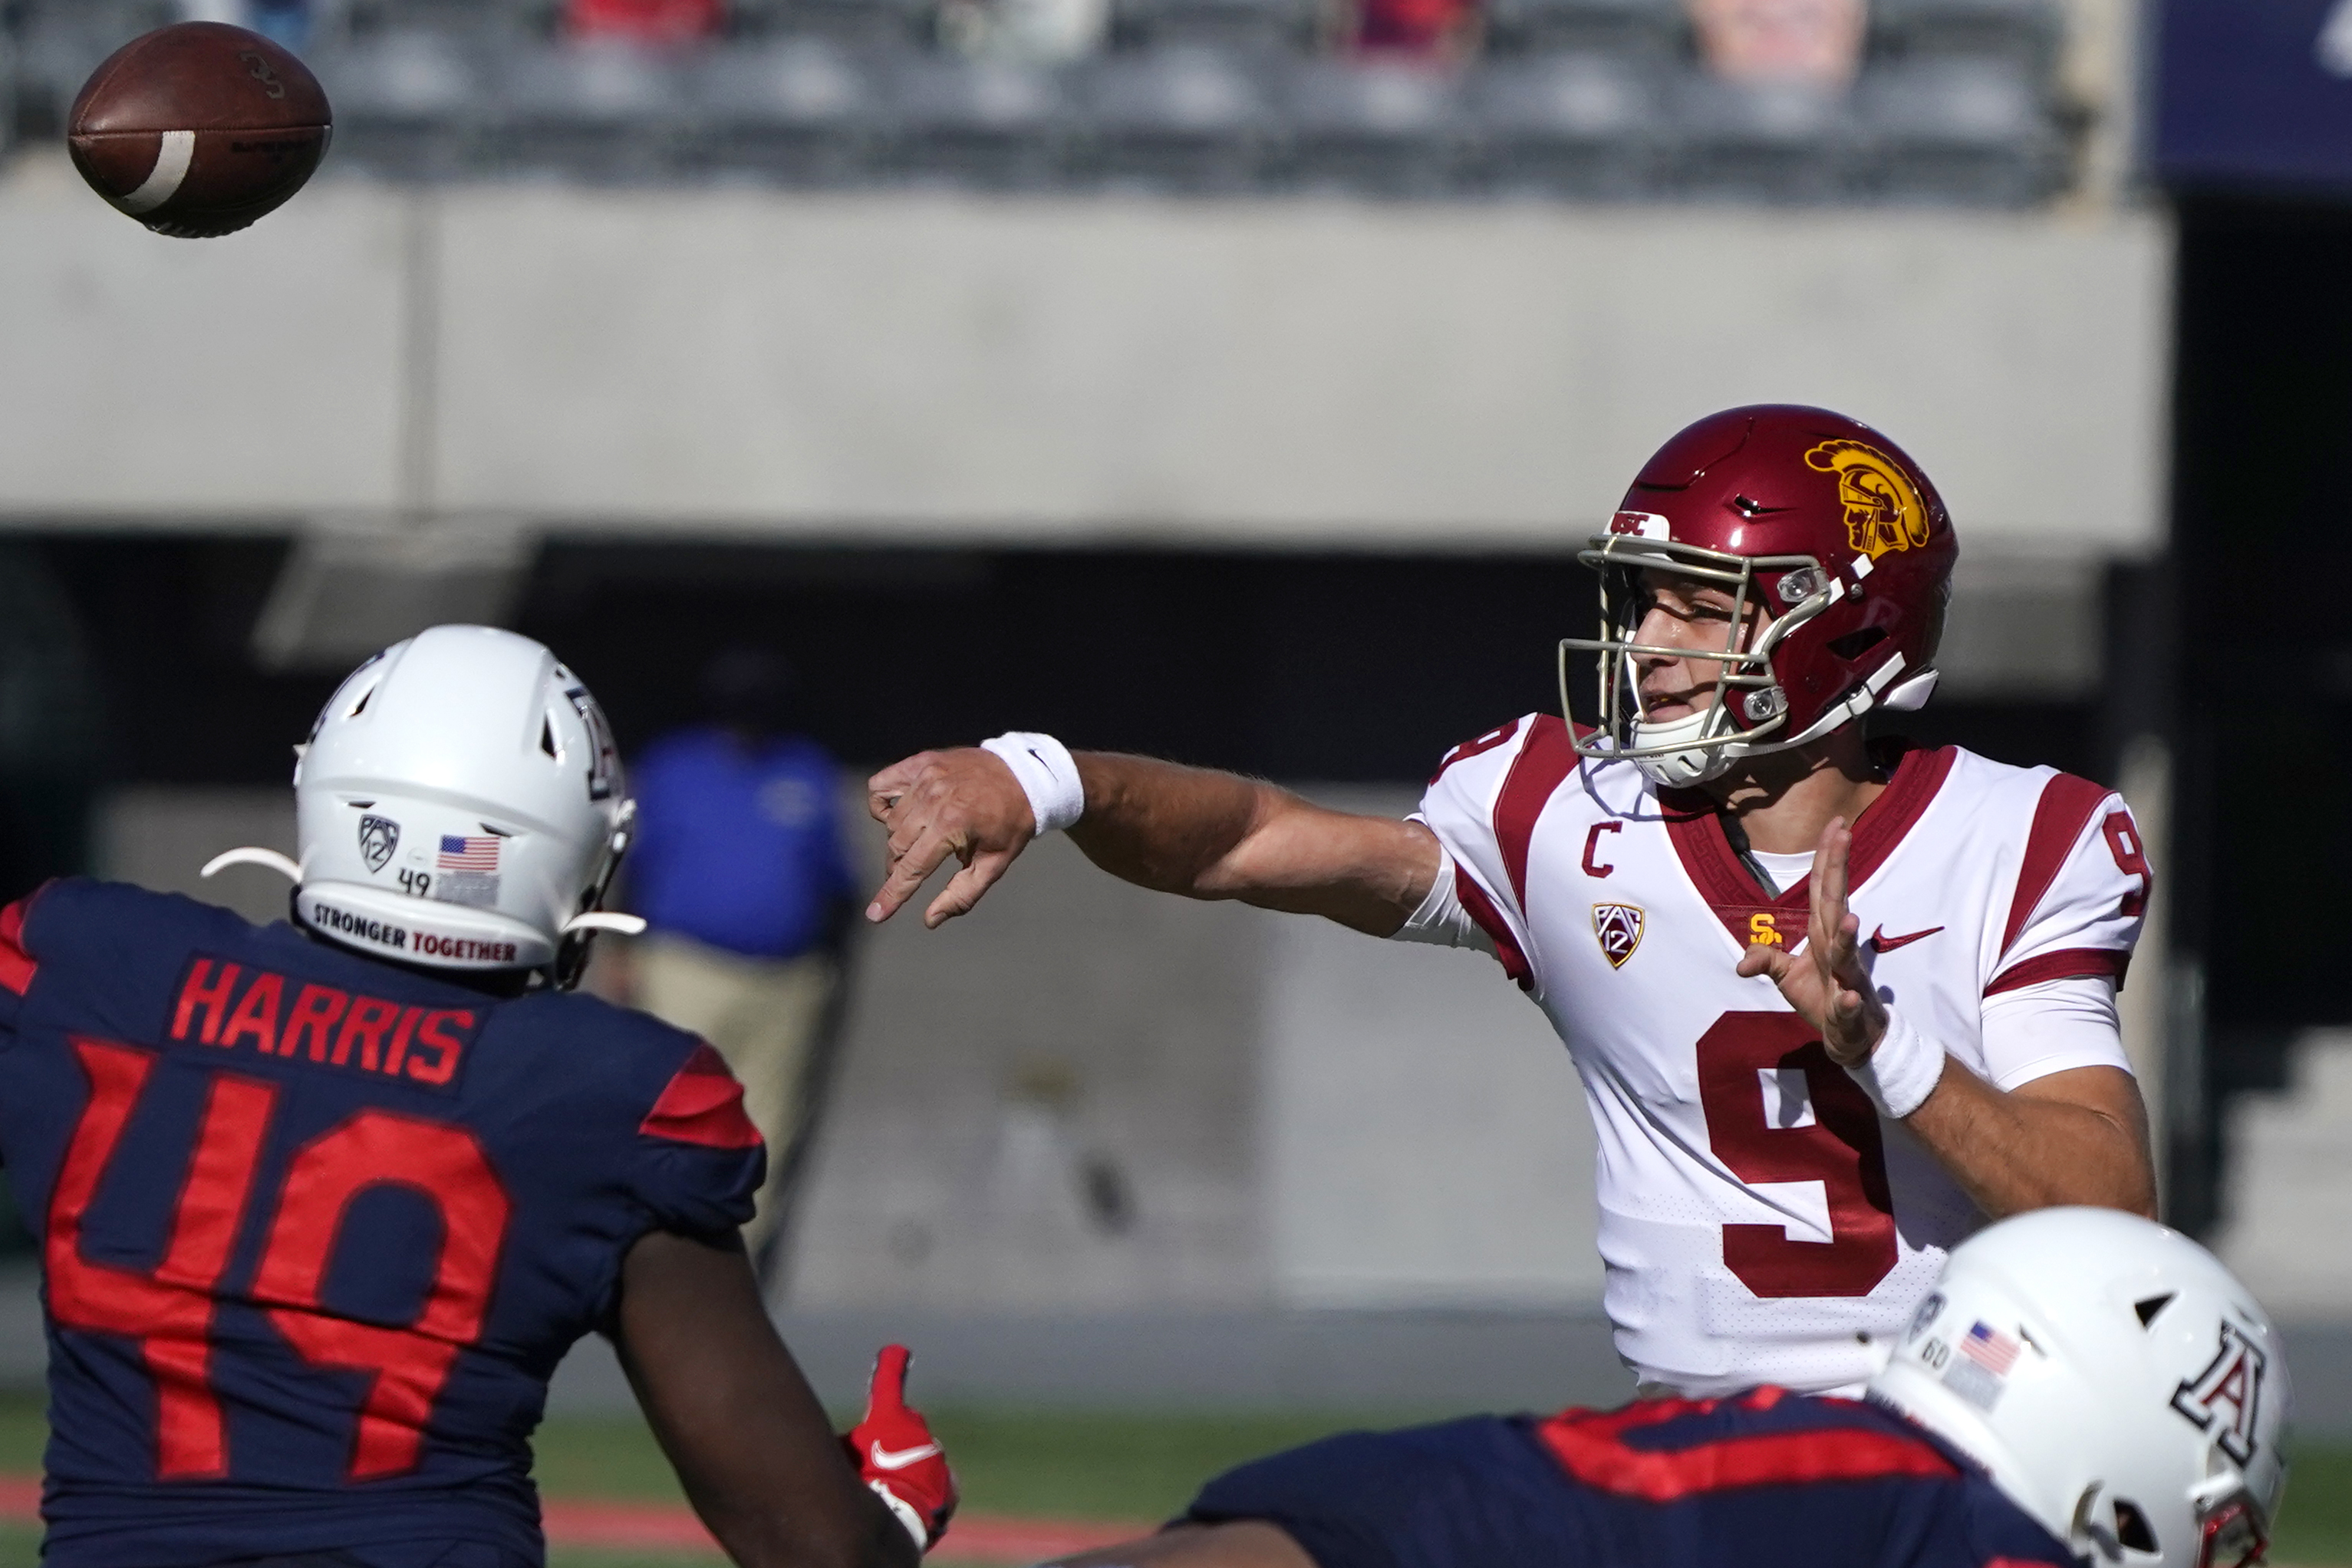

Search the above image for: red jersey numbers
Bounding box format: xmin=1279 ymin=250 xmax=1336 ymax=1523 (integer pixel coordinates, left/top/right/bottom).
xmin=2101 ymin=811 xmax=2151 ymax=921
xmin=45 ymin=1036 xmax=512 ymax=1483
xmin=255 ymin=1113 xmax=510 ymax=1478
xmin=1696 ymin=1013 xmax=1898 ymax=1299
xmin=46 ymin=1040 xmax=274 ymax=1478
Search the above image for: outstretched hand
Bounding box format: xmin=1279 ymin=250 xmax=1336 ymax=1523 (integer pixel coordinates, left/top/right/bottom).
xmin=865 ymin=749 xmax=1036 ymax=929
xmin=1734 ymin=816 xmax=1887 ymax=1067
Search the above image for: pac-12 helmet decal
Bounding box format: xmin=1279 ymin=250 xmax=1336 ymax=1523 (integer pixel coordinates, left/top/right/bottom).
xmin=1560 ymin=404 xmax=1958 ymax=789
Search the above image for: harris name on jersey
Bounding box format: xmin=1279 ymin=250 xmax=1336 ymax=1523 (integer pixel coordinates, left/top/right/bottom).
xmin=168 ymin=953 xmax=485 ymax=1090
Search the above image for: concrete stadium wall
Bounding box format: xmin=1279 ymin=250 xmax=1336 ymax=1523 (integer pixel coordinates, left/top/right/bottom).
xmin=0 ymin=153 xmax=2172 ymax=554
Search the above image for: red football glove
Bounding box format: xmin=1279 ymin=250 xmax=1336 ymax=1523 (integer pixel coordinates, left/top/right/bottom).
xmin=843 ymin=1344 xmax=957 ymax=1553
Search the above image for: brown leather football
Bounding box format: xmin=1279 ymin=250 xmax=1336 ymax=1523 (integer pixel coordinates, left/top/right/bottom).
xmin=68 ymin=22 xmax=333 ymax=239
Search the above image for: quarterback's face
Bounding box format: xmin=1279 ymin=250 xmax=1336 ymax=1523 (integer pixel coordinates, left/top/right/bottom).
xmin=1631 ymin=569 xmax=1766 ymax=721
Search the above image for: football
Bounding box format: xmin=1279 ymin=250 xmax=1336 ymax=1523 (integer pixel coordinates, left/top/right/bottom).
xmin=68 ymin=22 xmax=333 ymax=239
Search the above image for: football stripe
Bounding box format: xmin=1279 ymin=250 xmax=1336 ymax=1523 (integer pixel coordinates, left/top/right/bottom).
xmin=118 ymin=130 xmax=196 ymax=215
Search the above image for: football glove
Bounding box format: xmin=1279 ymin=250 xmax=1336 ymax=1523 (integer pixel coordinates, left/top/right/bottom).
xmin=842 ymin=1343 xmax=957 ymax=1553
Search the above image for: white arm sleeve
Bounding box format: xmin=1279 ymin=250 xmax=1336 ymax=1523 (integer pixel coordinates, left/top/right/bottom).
xmin=1389 ymin=845 xmax=1497 ymax=956
xmin=1978 ymin=973 xmax=2132 ymax=1092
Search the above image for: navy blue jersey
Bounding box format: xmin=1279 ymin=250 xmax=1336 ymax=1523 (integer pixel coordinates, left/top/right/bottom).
xmin=0 ymin=880 xmax=766 ymax=1568
xmin=1189 ymin=1388 xmax=2073 ymax=1568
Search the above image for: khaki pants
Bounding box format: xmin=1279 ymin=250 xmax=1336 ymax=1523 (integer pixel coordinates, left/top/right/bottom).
xmin=632 ymin=934 xmax=838 ymax=1260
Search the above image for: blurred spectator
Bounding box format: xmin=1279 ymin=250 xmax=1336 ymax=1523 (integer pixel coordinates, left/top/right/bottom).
xmin=565 ymin=0 xmax=728 ymax=44
xmin=176 ymin=0 xmax=317 ymax=52
xmin=616 ymin=649 xmax=857 ymax=1282
xmin=1689 ymin=0 xmax=1866 ymax=84
xmin=938 ymin=0 xmax=1108 ymax=64
xmin=1341 ymin=0 xmax=1479 ymax=59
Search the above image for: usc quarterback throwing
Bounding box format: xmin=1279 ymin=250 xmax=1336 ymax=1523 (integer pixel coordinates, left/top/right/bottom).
xmin=868 ymin=404 xmax=2157 ymax=1398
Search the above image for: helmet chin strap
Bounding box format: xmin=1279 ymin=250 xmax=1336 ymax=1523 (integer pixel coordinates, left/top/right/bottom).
xmin=1632 ymin=657 xmax=1938 ymax=789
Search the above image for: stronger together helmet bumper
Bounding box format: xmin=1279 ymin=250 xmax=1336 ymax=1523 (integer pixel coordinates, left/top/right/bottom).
xmin=1556 ymin=532 xmax=1844 ymax=786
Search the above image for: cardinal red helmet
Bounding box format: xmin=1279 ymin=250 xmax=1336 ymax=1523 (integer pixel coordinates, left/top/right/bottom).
xmin=1560 ymin=404 xmax=1957 ymax=787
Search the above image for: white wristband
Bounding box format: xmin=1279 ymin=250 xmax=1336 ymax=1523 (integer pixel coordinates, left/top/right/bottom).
xmin=868 ymin=1481 xmax=931 ymax=1552
xmin=979 ymin=731 xmax=1085 ymax=835
xmin=1846 ymin=1007 xmax=1945 ymax=1121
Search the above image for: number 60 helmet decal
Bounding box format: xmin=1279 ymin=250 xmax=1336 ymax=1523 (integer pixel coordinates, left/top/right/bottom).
xmin=203 ymin=625 xmax=643 ymax=987
xmin=1869 ymin=1208 xmax=2291 ymax=1568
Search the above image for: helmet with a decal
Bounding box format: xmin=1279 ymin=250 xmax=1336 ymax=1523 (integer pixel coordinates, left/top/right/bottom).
xmin=203 ymin=624 xmax=643 ymax=989
xmin=1560 ymin=404 xmax=1957 ymax=789
xmin=1869 ymin=1208 xmax=2290 ymax=1568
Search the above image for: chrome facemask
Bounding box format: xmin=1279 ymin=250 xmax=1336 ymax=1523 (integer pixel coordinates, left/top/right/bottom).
xmin=1557 ymin=531 xmax=1840 ymax=789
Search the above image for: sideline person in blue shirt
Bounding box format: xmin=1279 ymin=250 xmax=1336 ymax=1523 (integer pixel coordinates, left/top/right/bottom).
xmin=618 ymin=649 xmax=858 ymax=1280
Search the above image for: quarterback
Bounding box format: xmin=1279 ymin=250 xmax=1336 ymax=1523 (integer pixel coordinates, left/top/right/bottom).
xmin=0 ymin=626 xmax=954 ymax=1568
xmin=867 ymin=405 xmax=2157 ymax=1397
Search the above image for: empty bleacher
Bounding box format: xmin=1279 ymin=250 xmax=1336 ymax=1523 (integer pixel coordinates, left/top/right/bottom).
xmin=1 ymin=0 xmax=2077 ymax=203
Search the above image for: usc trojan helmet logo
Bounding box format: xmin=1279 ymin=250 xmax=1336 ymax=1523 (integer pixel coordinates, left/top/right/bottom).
xmin=1805 ymin=439 xmax=1932 ymax=559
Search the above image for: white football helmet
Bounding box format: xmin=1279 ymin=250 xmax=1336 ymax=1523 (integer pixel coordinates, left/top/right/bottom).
xmin=205 ymin=624 xmax=643 ymax=986
xmin=1869 ymin=1208 xmax=2289 ymax=1568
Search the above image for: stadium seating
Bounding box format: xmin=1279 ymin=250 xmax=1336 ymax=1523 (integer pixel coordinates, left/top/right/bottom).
xmin=1066 ymin=47 xmax=1277 ymax=191
xmin=2 ymin=0 xmax=2074 ymax=204
xmin=683 ymin=38 xmax=885 ymax=184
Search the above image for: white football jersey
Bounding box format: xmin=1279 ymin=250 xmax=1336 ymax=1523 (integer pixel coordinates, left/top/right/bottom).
xmin=1410 ymin=716 xmax=2148 ymax=1396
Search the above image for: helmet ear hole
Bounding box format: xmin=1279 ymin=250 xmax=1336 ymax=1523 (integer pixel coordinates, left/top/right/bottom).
xmin=2112 ymin=1499 xmax=2159 ymax=1554
xmin=2134 ymin=1293 xmax=2176 ymax=1328
xmin=1827 ymin=626 xmax=1889 ymax=662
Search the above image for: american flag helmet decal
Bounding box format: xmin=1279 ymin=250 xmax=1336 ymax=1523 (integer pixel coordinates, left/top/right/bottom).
xmin=436 ymin=835 xmax=501 ymax=872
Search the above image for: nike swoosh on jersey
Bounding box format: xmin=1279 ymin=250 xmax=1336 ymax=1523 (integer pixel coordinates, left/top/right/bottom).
xmin=1867 ymin=924 xmax=1944 ymax=953
xmin=869 ymin=1440 xmax=944 ymax=1470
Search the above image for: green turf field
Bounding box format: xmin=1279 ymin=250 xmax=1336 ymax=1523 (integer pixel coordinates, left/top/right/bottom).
xmin=529 ymin=1404 xmax=1385 ymax=1568
xmin=0 ymin=1394 xmax=2338 ymax=1566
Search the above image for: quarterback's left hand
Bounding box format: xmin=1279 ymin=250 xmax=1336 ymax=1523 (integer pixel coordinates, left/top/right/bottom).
xmin=843 ymin=1344 xmax=958 ymax=1553
xmin=1735 ymin=815 xmax=1887 ymax=1068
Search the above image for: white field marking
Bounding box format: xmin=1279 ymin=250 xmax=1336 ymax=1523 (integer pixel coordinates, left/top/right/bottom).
xmin=118 ymin=130 xmax=196 ymax=215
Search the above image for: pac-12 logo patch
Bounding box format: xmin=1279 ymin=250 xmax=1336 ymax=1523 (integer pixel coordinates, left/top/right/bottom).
xmin=1804 ymin=439 xmax=1932 ymax=560
xmin=1591 ymin=903 xmax=1644 ymax=968
xmin=2172 ymin=1321 xmax=2268 ymax=1464
xmin=357 ymin=813 xmax=400 ymax=873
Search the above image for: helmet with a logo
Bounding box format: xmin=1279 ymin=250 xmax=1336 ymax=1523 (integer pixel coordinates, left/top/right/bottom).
xmin=204 ymin=625 xmax=643 ymax=987
xmin=1560 ymin=404 xmax=1957 ymax=788
xmin=1869 ymin=1208 xmax=2289 ymax=1568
